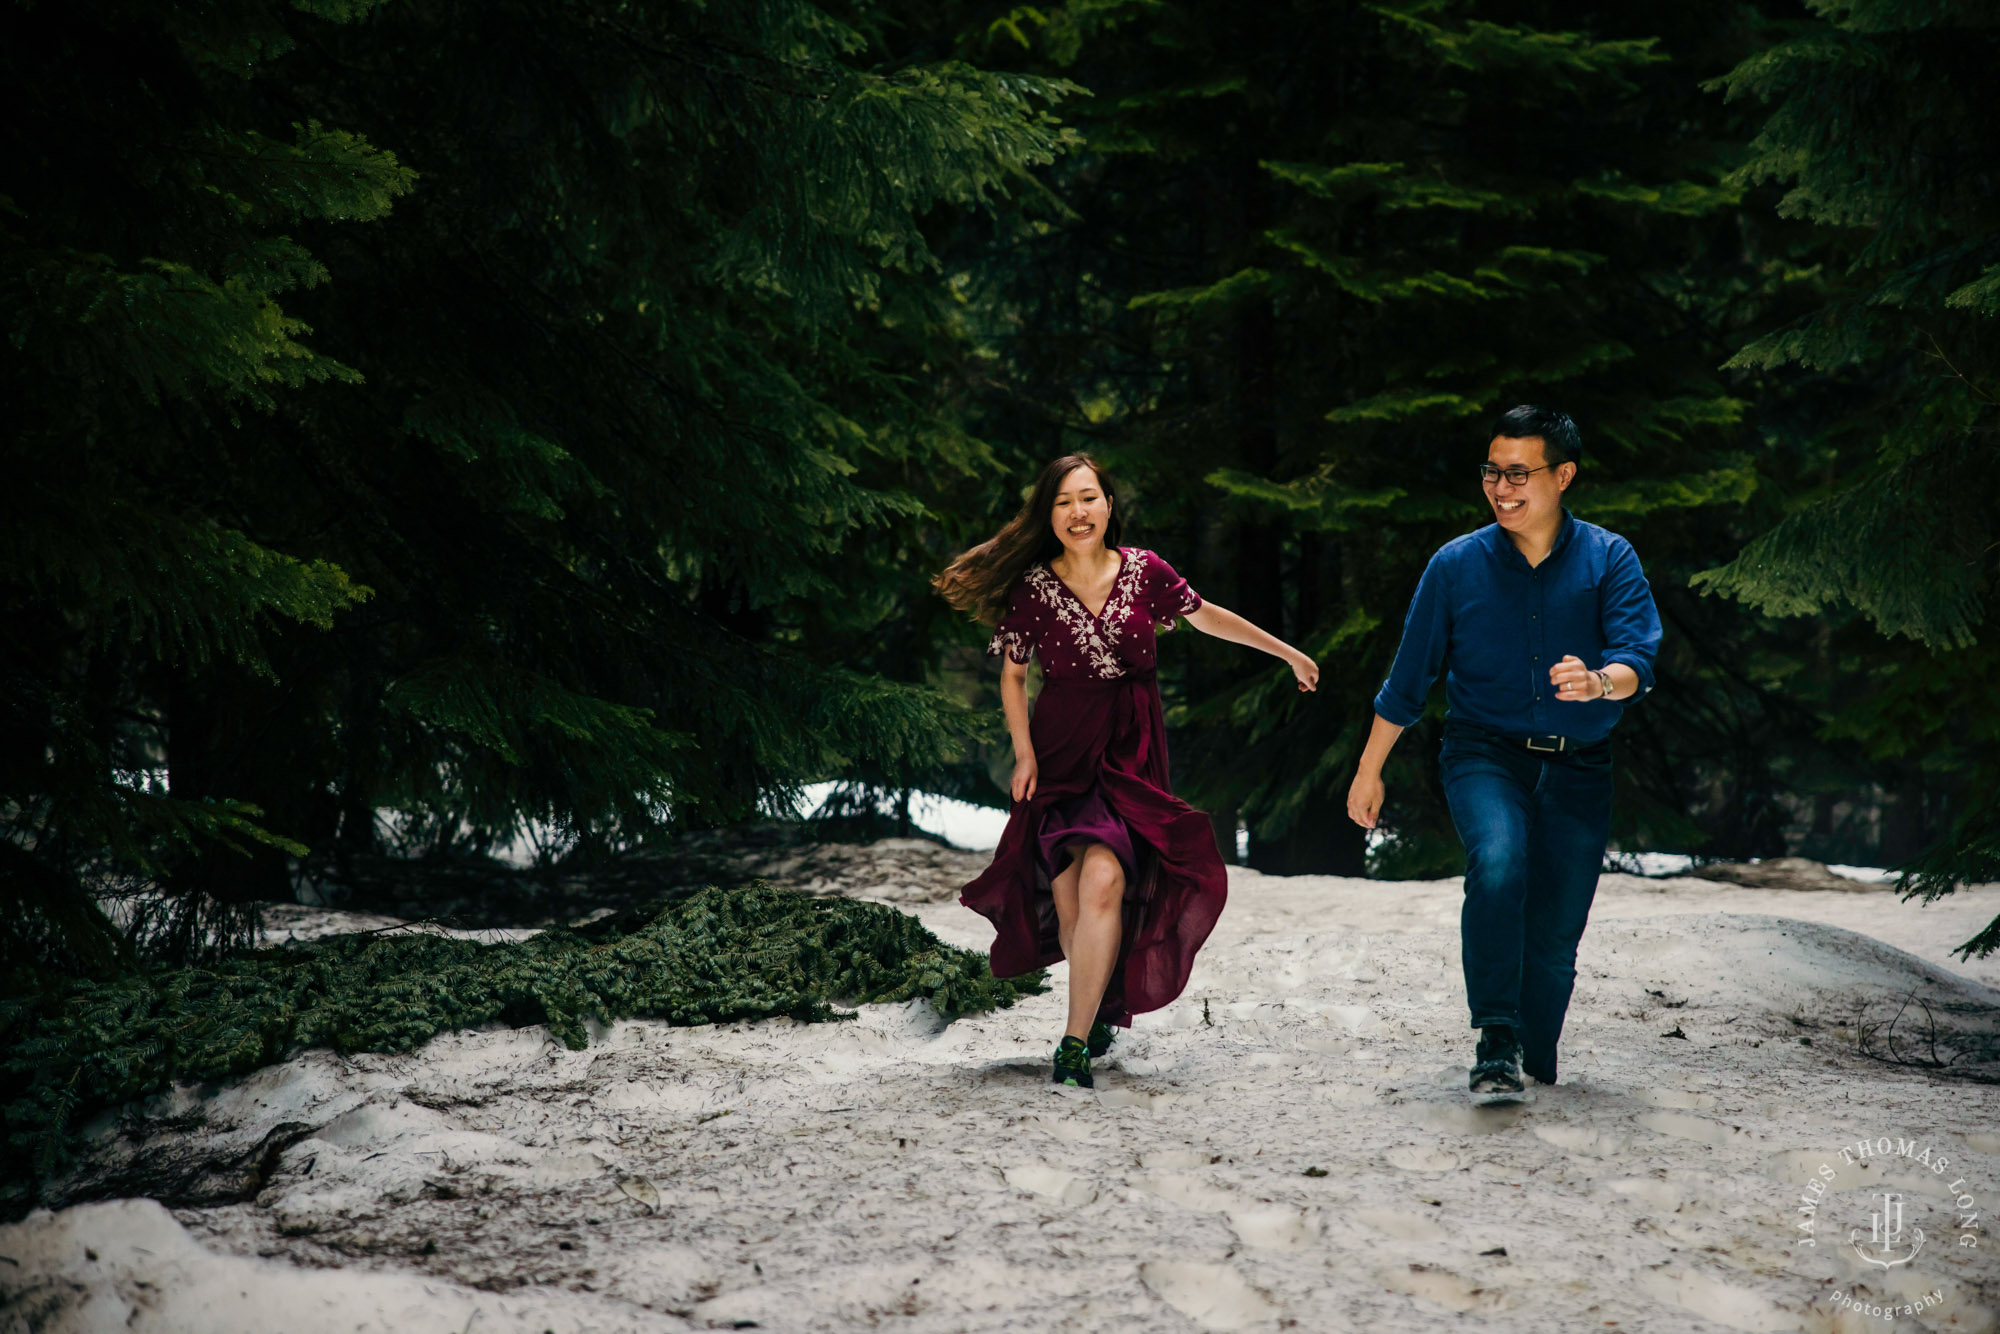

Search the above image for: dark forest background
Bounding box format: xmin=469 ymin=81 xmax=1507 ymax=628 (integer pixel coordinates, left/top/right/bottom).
xmin=3 ymin=0 xmax=1996 ymax=975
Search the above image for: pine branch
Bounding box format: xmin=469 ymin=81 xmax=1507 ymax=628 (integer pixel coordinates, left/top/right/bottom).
xmin=0 ymin=886 xmax=1048 ymax=1192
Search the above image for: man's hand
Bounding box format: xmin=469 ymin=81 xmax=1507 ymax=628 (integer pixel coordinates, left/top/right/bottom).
xmin=1010 ymin=752 xmax=1038 ymax=803
xmin=1346 ymin=768 xmax=1385 ymax=829
xmin=1551 ymin=654 xmax=1604 ymax=703
xmin=1347 ymin=715 xmax=1406 ymax=829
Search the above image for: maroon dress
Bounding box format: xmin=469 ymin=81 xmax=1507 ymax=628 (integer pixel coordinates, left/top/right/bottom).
xmin=959 ymin=548 xmax=1228 ymax=1027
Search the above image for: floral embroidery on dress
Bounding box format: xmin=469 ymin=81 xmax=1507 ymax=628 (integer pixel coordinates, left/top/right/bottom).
xmin=984 ymin=548 xmax=1201 ymax=682
xmin=1025 ymin=552 xmax=1148 ymax=680
xmin=1097 ymin=549 xmax=1148 ymax=653
xmin=987 ymin=627 xmax=1033 ymax=664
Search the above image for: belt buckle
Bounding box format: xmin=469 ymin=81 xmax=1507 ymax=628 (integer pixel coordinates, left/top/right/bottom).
xmin=1524 ymin=735 xmax=1563 ymax=753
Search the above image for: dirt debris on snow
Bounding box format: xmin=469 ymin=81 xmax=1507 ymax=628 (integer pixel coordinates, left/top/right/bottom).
xmin=1688 ymin=858 xmax=1894 ymax=894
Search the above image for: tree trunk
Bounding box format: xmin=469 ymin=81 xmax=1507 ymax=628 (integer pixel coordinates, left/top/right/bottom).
xmin=1209 ymin=804 xmax=1239 ymax=866
xmin=1880 ymin=770 xmax=1927 ymax=867
xmin=166 ymin=673 xmax=293 ymax=905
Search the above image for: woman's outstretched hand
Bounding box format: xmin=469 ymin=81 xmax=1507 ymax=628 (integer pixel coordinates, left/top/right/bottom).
xmin=1289 ymin=651 xmax=1320 ymax=692
xmin=1011 ymin=752 xmax=1039 ymax=803
xmin=1185 ymin=604 xmax=1319 ymax=693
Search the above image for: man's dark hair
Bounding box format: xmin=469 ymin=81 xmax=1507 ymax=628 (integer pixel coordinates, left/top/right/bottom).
xmin=1491 ymin=404 xmax=1582 ymax=469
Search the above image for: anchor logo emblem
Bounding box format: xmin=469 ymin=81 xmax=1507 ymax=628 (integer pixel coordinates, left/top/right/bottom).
xmin=1850 ymin=1192 xmax=1925 ymax=1268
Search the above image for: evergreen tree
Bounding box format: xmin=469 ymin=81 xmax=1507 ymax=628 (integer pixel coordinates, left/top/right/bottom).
xmin=1 ymin=0 xmax=1077 ymax=970
xmin=945 ymin=0 xmax=1785 ymax=874
xmin=2 ymin=0 xmax=412 ymax=969
xmin=1698 ymin=0 xmax=2000 ymax=955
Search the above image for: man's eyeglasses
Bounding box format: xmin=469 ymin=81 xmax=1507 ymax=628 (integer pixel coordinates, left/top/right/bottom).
xmin=1479 ymin=463 xmax=1550 ymax=486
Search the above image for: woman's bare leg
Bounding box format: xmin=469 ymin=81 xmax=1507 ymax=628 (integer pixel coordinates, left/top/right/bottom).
xmin=1050 ymin=849 xmax=1083 ymax=961
xmin=1064 ymin=843 xmax=1125 ymax=1040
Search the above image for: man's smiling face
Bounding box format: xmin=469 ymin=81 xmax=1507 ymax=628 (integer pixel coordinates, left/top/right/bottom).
xmin=1485 ymin=433 xmax=1573 ymax=534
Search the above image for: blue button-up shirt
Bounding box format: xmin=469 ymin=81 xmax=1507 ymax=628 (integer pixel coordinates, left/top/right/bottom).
xmin=1373 ymin=512 xmax=1662 ymax=745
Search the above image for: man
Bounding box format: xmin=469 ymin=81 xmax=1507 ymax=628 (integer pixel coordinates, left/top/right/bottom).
xmin=1346 ymin=405 xmax=1661 ymax=1104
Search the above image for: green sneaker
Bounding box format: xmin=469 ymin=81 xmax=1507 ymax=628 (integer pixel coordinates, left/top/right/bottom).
xmin=1087 ymin=1021 xmax=1117 ymax=1059
xmin=1051 ymin=1035 xmax=1093 ymax=1089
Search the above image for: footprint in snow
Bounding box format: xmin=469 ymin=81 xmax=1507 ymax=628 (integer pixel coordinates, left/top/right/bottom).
xmin=1126 ymin=1172 xmax=1316 ymax=1251
xmin=1635 ymin=1266 xmax=1800 ymax=1333
xmin=1532 ymin=1121 xmax=1630 ymax=1156
xmin=1378 ymin=1262 xmax=1511 ymax=1313
xmin=1635 ymin=1109 xmax=1761 ymax=1149
xmin=1140 ymin=1260 xmax=1283 ymax=1332
xmin=1399 ymin=1100 xmax=1529 ymax=1135
xmin=1001 ymin=1162 xmax=1098 ymax=1206
xmin=1385 ymin=1144 xmax=1464 ymax=1172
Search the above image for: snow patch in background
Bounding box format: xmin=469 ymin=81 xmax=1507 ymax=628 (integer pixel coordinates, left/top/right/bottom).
xmin=798 ymin=781 xmax=1010 ymax=851
xmin=1608 ymin=850 xmax=1702 ymax=876
xmin=784 ymin=789 xmax=1900 ymax=881
xmin=438 ymin=785 xmax=1904 ymax=878
xmin=481 ymin=785 xmax=1010 ymax=865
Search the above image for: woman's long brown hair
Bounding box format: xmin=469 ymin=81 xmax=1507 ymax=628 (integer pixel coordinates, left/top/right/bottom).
xmin=934 ymin=454 xmax=1124 ymax=626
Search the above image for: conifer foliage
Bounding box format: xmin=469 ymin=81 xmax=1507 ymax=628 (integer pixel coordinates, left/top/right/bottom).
xmin=1 ymin=0 xmax=1077 ymax=968
xmin=1697 ymin=0 xmax=2000 ymax=955
xmin=951 ymin=1 xmax=1770 ymax=874
xmin=0 ymin=884 xmax=1046 ymax=1203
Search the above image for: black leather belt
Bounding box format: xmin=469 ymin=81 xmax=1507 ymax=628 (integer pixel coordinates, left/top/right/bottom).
xmin=1445 ymin=720 xmax=1599 ymax=755
xmin=1508 ymin=731 xmax=1611 ymax=759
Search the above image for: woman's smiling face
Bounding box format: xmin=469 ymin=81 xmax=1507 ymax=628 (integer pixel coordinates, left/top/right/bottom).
xmin=1051 ymin=465 xmax=1110 ymax=555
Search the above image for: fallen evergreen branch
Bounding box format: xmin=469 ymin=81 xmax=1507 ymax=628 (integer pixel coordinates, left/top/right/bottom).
xmin=1 ymin=884 xmax=1043 ymax=1189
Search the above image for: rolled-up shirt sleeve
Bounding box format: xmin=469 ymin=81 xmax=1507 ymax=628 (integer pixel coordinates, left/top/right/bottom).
xmin=1372 ymin=552 xmax=1453 ymax=726
xmin=1597 ymin=537 xmax=1661 ymax=696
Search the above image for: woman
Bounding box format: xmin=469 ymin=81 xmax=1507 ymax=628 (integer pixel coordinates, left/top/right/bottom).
xmin=935 ymin=454 xmax=1319 ymax=1088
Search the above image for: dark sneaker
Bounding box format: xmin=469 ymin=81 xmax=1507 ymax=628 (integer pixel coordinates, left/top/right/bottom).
xmin=1087 ymin=1021 xmax=1117 ymax=1059
xmin=1052 ymin=1035 xmax=1093 ymax=1089
xmin=1470 ymin=1025 xmax=1526 ymax=1105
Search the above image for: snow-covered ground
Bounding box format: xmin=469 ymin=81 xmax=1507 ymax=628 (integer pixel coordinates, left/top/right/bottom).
xmin=5 ymin=864 xmax=1998 ymax=1334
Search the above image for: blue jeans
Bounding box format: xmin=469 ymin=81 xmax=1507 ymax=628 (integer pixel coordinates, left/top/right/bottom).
xmin=1439 ymin=721 xmax=1613 ymax=1083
